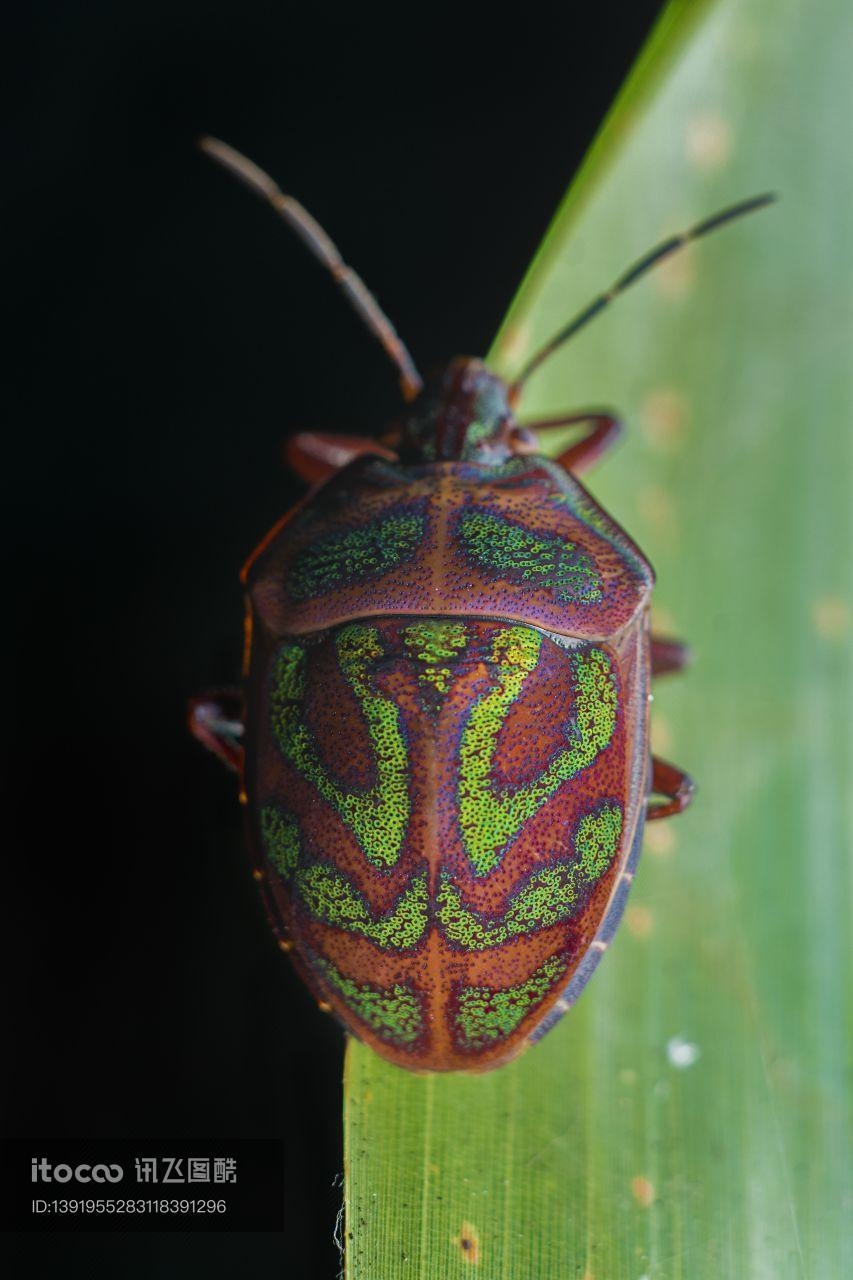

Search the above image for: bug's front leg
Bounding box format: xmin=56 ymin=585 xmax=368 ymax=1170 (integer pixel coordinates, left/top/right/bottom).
xmin=188 ymin=688 xmax=244 ymax=773
xmin=521 ymin=411 xmax=623 ymax=474
xmin=647 ymin=757 xmax=695 ymax=820
xmin=285 ymin=432 xmax=398 ymax=484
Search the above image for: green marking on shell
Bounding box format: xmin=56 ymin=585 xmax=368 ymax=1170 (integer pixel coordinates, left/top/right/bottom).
xmin=458 ymin=629 xmax=618 ymax=876
xmin=460 ymin=511 xmax=602 ymax=603
xmin=271 ymin=628 xmax=410 ymax=869
xmin=438 ymin=804 xmax=623 ymax=948
xmin=402 ymin=620 xmax=468 ymax=694
xmin=261 ymin=806 xmax=300 ymax=880
xmin=318 ymin=957 xmax=422 ymax=1047
xmin=289 ymin=513 xmax=424 ymax=601
xmin=274 ymin=641 xmax=307 ymax=700
xmin=456 ymin=953 xmax=568 ymax=1049
xmin=295 ymin=864 xmax=428 ymax=949
xmin=575 ymin=803 xmax=623 ymax=880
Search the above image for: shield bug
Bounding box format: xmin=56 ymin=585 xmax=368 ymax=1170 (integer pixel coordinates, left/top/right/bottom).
xmin=191 ymin=137 xmax=773 ymax=1072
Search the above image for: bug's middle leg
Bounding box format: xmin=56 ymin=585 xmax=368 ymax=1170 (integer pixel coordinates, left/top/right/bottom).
xmin=647 ymin=757 xmax=695 ymax=819
xmin=651 ymin=636 xmax=692 ymax=677
xmin=521 ymin=411 xmax=623 ymax=475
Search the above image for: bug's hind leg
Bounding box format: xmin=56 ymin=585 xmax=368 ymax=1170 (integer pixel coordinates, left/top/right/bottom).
xmin=286 ymin=432 xmax=398 ymax=485
xmin=647 ymin=757 xmax=695 ymax=819
xmin=520 ymin=411 xmax=623 ymax=475
xmin=651 ymin=635 xmax=692 ymax=677
xmin=188 ymin=688 xmax=244 ymax=773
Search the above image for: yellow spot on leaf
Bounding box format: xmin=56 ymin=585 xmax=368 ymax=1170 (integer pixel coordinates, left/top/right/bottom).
xmin=685 ymin=113 xmax=733 ymax=172
xmin=637 ymin=484 xmax=677 ymax=538
xmin=654 ymin=245 xmax=695 ymax=300
xmin=812 ymin=595 xmax=850 ymax=640
xmin=640 ymin=388 xmax=689 ymax=451
xmin=453 ymin=1220 xmax=481 ymax=1266
xmin=631 ymin=1176 xmax=655 ymax=1208
xmin=645 ymin=822 xmax=676 ymax=858
xmin=725 ymin=16 xmax=761 ymax=60
xmin=651 ymin=605 xmax=677 ymax=635
xmin=651 ymin=715 xmax=673 ymax=756
xmin=626 ymin=905 xmax=654 ymax=939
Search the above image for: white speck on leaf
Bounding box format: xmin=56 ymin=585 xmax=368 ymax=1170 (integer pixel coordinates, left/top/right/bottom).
xmin=667 ymin=1035 xmax=701 ymax=1068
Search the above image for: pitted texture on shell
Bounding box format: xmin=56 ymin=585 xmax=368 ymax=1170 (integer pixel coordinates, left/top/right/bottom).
xmin=245 ymin=456 xmax=653 ymax=641
xmin=247 ymin=615 xmax=649 ymax=1071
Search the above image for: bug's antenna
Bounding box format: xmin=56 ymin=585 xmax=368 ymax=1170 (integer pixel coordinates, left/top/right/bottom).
xmin=199 ymin=136 xmax=424 ymax=403
xmin=509 ymin=193 xmax=777 ymax=403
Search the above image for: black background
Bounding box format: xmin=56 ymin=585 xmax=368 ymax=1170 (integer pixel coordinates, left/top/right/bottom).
xmin=3 ymin=2 xmax=662 ymax=1275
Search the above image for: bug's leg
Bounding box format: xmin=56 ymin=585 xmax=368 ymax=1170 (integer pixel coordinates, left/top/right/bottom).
xmin=651 ymin=636 xmax=692 ymax=677
xmin=647 ymin=757 xmax=695 ymax=819
xmin=519 ymin=412 xmax=623 ymax=475
xmin=188 ymin=688 xmax=244 ymax=773
xmin=285 ymin=431 xmax=398 ymax=485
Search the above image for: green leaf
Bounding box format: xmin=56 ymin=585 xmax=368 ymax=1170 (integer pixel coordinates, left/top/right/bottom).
xmin=344 ymin=0 xmax=853 ymax=1275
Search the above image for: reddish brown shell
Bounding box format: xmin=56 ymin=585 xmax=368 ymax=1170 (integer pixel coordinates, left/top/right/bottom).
xmin=241 ymin=454 xmax=654 ymax=1071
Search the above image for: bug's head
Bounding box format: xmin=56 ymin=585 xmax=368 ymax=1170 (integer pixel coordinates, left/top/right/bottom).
xmin=395 ymin=357 xmax=537 ymax=465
